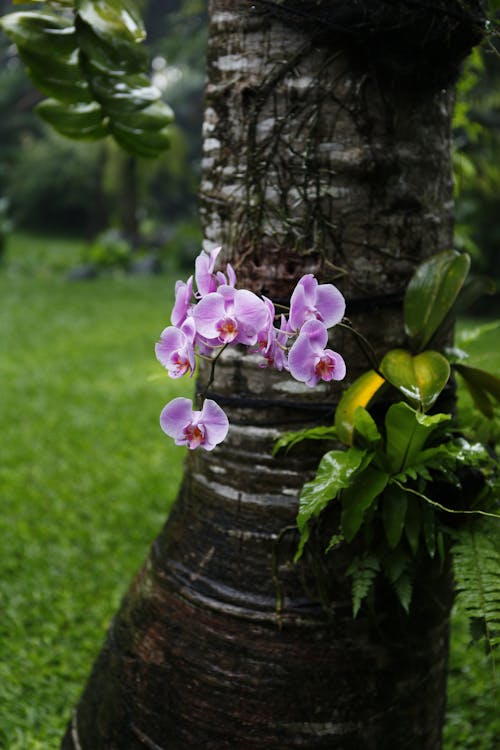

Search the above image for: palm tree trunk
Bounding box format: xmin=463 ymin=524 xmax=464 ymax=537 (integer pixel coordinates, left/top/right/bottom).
xmin=62 ymin=2 xmax=483 ymax=747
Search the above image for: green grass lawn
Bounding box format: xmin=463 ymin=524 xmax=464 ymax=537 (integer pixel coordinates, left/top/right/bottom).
xmin=0 ymin=233 xmax=498 ymax=748
xmin=0 ymin=234 xmax=191 ymax=748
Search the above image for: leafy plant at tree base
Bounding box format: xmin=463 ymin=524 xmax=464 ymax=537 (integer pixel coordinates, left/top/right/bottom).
xmin=278 ymin=249 xmax=500 ymax=666
xmin=0 ymin=0 xmax=173 ymax=158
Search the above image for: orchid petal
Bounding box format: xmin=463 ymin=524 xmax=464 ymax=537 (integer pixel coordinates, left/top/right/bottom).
xmin=171 ymin=276 xmax=193 ymax=327
xmin=160 ymin=397 xmax=194 ymax=441
xmin=299 ymin=319 xmax=329 ymax=350
xmin=288 ymin=334 xmax=317 ymax=385
xmin=200 ymin=399 xmax=229 ymax=450
xmin=315 ymin=284 xmax=345 ymax=327
xmin=193 ymin=293 xmax=227 ymax=338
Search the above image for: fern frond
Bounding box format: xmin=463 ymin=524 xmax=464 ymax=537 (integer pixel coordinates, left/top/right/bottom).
xmin=452 ymin=521 xmax=500 ymax=667
xmin=347 ymin=555 xmax=380 ymax=617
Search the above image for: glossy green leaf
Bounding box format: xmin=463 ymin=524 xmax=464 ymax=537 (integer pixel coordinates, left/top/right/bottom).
xmin=335 ymin=370 xmax=385 ymax=446
xmin=76 ymin=0 xmax=145 ymax=49
xmin=75 ymin=17 xmax=147 ymax=73
xmin=341 ymin=466 xmax=389 ymax=542
xmin=384 ymin=402 xmax=451 ymax=474
xmin=0 ymin=12 xmax=75 ymax=56
xmin=295 ymin=447 xmax=367 ymax=560
xmin=36 ymin=100 xmax=107 ymax=139
xmin=382 ymin=485 xmax=408 ymax=549
xmin=404 ymin=250 xmax=470 ymax=350
xmin=111 ymin=123 xmax=170 ymax=158
xmin=20 ymin=49 xmax=93 ymax=104
xmin=353 ymin=406 xmax=382 ymax=449
xmin=380 ymin=349 xmax=450 ymax=411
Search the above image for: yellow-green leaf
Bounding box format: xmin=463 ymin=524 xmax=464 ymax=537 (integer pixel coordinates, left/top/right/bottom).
xmin=334 ymin=370 xmax=385 ymax=446
xmin=380 ymin=349 xmax=450 ymax=411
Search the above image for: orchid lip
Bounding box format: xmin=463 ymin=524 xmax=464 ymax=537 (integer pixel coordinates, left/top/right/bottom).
xmin=216 ymin=317 xmax=238 ymax=343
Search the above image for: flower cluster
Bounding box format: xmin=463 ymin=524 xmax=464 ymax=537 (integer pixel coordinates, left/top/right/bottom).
xmin=156 ymin=246 xmax=346 ymax=451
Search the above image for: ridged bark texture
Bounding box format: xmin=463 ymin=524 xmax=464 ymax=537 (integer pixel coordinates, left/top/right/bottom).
xmin=63 ymin=2 xmax=462 ymax=748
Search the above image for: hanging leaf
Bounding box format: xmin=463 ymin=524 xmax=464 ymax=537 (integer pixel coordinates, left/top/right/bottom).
xmin=454 ymin=363 xmax=500 ymax=418
xmin=353 ymin=407 xmax=382 ymax=449
xmin=404 ymin=250 xmax=470 ymax=351
xmin=295 ymin=447 xmax=367 ymax=560
xmin=382 ymin=484 xmax=408 ymax=549
xmin=380 ymin=349 xmax=450 ymax=412
xmin=36 ymin=100 xmax=107 ymax=139
xmin=334 ymin=370 xmax=386 ymax=446
xmin=341 ymin=466 xmax=389 ymax=542
xmin=404 ymin=498 xmax=421 ymax=556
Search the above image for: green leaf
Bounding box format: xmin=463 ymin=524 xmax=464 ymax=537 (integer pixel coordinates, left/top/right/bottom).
xmin=380 ymin=349 xmax=450 ymax=411
xmin=341 ymin=466 xmax=389 ymax=542
xmin=295 ymin=447 xmax=367 ymax=560
xmin=454 ymin=363 xmax=500 ymax=418
xmin=384 ymin=401 xmax=451 ymax=474
xmin=19 ymin=48 xmax=93 ymax=104
xmin=0 ymin=12 xmax=76 ymax=56
xmin=353 ymin=406 xmax=382 ymax=448
xmin=404 ymin=250 xmax=470 ymax=350
xmin=382 ymin=484 xmax=408 ymax=549
xmin=75 ymin=16 xmax=147 ymax=73
xmin=36 ymin=100 xmax=107 ymax=139
xmin=346 ymin=555 xmax=380 ymax=617
xmin=273 ymin=425 xmax=337 ymax=456
xmin=335 ymin=370 xmax=385 ymax=446
xmin=76 ymin=0 xmax=146 ymax=50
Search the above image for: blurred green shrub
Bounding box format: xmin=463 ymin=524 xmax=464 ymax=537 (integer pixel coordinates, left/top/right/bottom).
xmin=84 ymin=229 xmax=133 ymax=271
xmin=0 ymin=196 xmax=12 ymax=259
xmin=7 ymin=130 xmax=103 ymax=233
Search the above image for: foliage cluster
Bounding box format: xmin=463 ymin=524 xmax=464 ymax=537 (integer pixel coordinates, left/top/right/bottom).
xmin=277 ymin=250 xmax=500 ymax=662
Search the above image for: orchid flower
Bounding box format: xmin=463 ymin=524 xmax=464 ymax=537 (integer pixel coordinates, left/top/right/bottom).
xmin=289 ymin=274 xmax=345 ymax=332
xmin=288 ymin=319 xmax=346 ymax=387
xmin=155 ymin=317 xmax=196 ymax=378
xmin=259 ymin=312 xmax=289 ymax=371
xmin=171 ymin=276 xmax=194 ymax=328
xmin=195 ymin=246 xmax=237 ymax=297
xmin=193 ymin=284 xmax=268 ymax=346
xmin=160 ymin=397 xmax=229 ymax=450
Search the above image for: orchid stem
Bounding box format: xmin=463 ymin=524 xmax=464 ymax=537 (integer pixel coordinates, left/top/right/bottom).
xmin=337 ymin=321 xmax=380 ymax=371
xmin=199 ymin=344 xmax=228 ymax=404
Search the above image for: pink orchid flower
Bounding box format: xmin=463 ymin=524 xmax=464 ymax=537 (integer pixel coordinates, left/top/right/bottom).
xmin=155 ymin=318 xmax=196 ymax=378
xmin=171 ymin=276 xmax=194 ymax=328
xmin=194 ymin=246 xmax=238 ymax=298
xmin=258 ymin=308 xmax=290 ymax=372
xmin=193 ymin=284 xmax=268 ymax=346
xmin=289 ymin=274 xmax=345 ymax=332
xmin=288 ymin=319 xmax=346 ymax=387
xmin=160 ymin=397 xmax=229 ymax=450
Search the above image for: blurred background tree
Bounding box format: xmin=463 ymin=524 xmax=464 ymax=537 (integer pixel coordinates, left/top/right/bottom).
xmin=1 ymin=0 xmax=499 ymax=284
xmin=0 ymin=0 xmax=207 ymax=268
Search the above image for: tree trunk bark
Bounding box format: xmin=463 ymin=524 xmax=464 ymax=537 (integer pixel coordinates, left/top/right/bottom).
xmin=62 ymin=2 xmax=478 ymax=748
